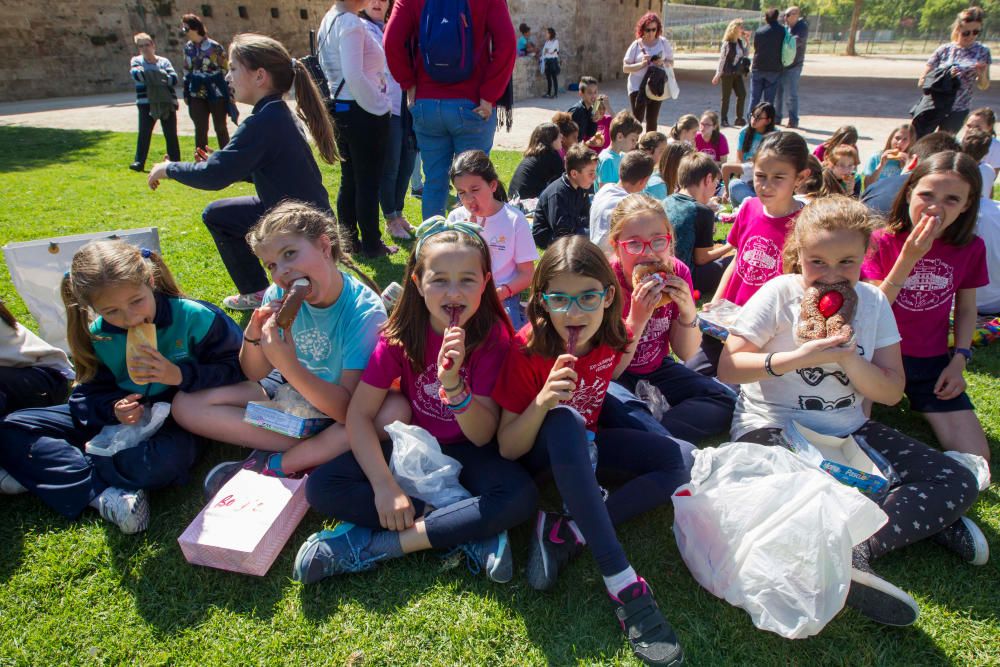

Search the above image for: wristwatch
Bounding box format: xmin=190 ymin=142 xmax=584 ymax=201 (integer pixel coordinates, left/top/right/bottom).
xmin=954 ymin=347 xmax=973 ymax=363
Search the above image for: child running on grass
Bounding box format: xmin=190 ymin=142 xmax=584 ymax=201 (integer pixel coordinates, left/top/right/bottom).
xmin=493 ymin=235 xmax=693 ymax=666
xmin=294 ymin=218 xmax=537 ymax=585
xmin=719 ymin=195 xmax=986 ymax=628
xmin=0 ymin=241 xmax=244 ymax=533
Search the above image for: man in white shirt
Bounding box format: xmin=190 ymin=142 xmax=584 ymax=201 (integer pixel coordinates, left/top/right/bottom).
xmin=589 ymin=151 xmax=654 ymax=253
xmin=976 ymin=196 xmax=1000 ymax=314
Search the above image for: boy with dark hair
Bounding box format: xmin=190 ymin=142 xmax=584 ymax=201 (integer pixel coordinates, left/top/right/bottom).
xmin=517 ymin=23 xmax=538 ymax=56
xmin=590 ymin=151 xmax=655 ymax=252
xmin=862 ymin=131 xmax=962 ymax=215
xmin=532 ymin=144 xmax=599 ymax=249
xmin=596 ymin=111 xmax=643 ymax=189
xmin=567 ymin=76 xmax=604 ymax=149
xmin=665 ymin=153 xmax=731 ymax=294
xmin=962 ymin=129 xmax=997 ymax=199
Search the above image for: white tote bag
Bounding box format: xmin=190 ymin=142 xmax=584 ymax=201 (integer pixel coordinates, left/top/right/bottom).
xmin=3 ymin=228 xmax=160 ymax=353
xmin=666 ymin=66 xmax=680 ymax=100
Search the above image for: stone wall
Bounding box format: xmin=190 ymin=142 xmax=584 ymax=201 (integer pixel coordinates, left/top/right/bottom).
xmin=0 ymin=0 xmax=332 ymax=102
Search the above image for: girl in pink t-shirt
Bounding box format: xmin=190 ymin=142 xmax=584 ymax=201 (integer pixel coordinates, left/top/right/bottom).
xmin=293 ymin=220 xmax=537 ymax=586
xmin=609 ymin=194 xmax=735 ymax=441
xmin=687 ymin=131 xmax=810 ymax=376
xmin=694 ymin=110 xmax=729 ymax=164
xmin=861 ymin=152 xmax=990 ymax=462
xmin=492 ymin=235 xmax=693 ymax=665
xmin=592 ymin=94 xmax=613 ymax=152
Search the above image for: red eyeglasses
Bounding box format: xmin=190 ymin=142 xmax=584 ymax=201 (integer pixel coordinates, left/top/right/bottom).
xmin=615 ymin=235 xmax=672 ymax=255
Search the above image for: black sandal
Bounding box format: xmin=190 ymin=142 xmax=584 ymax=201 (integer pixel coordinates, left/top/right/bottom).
xmin=611 ymin=579 xmax=684 ymax=666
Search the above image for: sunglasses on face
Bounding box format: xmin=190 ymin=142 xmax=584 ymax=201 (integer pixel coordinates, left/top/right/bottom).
xmin=541 ymin=289 xmax=608 ymax=312
xmin=644 ymin=26 xmax=659 ymax=33
xmin=961 ymin=29 xmax=981 ymax=37
xmin=615 ymin=235 xmax=672 ymax=255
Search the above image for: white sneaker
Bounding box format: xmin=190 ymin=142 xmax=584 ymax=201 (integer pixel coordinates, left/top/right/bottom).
xmin=0 ymin=467 xmax=27 ymax=495
xmin=931 ymin=516 xmax=990 ymax=566
xmin=222 ymin=290 xmax=265 ymax=311
xmin=96 ymin=487 xmax=150 ymax=535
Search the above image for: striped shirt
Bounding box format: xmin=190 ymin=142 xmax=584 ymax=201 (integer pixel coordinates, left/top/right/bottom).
xmin=129 ymin=55 xmax=179 ymax=105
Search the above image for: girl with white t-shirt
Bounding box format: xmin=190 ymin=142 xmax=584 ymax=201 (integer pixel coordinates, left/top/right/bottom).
xmin=622 ymin=12 xmax=674 ymax=132
xmin=718 ymin=195 xmax=986 ymax=628
xmin=540 ymin=28 xmax=560 ymax=98
xmin=447 ymin=150 xmax=539 ymax=330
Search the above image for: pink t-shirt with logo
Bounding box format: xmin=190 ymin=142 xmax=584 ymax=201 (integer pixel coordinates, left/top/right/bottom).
xmin=612 ymin=257 xmax=694 ymax=375
xmin=861 ymin=229 xmax=988 ymax=357
xmin=695 ymin=131 xmax=729 ymax=162
xmin=361 ymin=322 xmax=511 ymax=444
xmin=723 ymin=197 xmax=802 ymax=306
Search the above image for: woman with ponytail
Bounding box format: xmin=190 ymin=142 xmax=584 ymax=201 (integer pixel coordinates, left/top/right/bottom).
xmin=0 ymin=241 xmax=244 ymax=533
xmin=148 ymin=33 xmax=338 ymax=312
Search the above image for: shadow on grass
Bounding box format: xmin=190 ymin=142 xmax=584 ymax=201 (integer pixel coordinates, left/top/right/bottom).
xmin=0 ymin=126 xmax=114 ymax=173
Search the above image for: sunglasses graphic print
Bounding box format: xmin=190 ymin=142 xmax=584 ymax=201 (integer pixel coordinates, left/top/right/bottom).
xmin=798 ymin=394 xmax=856 ymax=411
xmin=797 ymin=367 xmax=850 ymax=386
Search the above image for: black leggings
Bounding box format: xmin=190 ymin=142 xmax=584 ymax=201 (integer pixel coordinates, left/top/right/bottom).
xmin=187 ymin=97 xmax=230 ymax=152
xmin=331 ymin=101 xmax=390 ymax=254
xmin=740 ymin=420 xmax=979 ymax=560
xmin=134 ymin=104 xmax=180 ymax=165
xmin=629 ymin=91 xmax=663 ymax=133
xmin=544 ymin=59 xmax=559 ymax=96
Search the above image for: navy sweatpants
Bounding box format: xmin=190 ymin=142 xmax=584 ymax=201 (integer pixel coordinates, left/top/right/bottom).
xmin=0 ymin=366 xmax=70 ymax=418
xmin=619 ymin=357 xmax=736 ymax=443
xmin=0 ymin=404 xmax=199 ymax=519
xmin=202 ymin=195 xmax=270 ymax=295
xmin=306 ymin=439 xmax=538 ymax=549
xmin=519 ymin=406 xmax=693 ymax=576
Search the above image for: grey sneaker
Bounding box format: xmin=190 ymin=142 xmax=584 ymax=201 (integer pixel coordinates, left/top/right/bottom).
xmin=222 ymin=290 xmax=265 ymax=311
xmin=526 ymin=511 xmax=585 ymax=591
xmin=446 ymin=530 xmax=514 ymax=583
xmin=0 ymin=467 xmax=27 ymax=495
xmin=846 ymin=548 xmax=919 ymax=626
xmin=203 ymin=450 xmax=271 ymax=502
xmin=293 ymin=523 xmax=402 ymax=584
xmin=931 ymin=516 xmax=989 ymax=566
xmin=97 ymin=487 xmax=150 ymax=535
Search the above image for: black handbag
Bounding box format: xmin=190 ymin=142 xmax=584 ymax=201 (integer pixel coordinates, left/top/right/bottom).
xmin=300 ymin=29 xmax=331 ymax=99
xmin=738 ymin=56 xmax=751 ymax=75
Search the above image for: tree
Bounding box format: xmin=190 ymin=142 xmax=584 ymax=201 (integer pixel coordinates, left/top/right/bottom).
xmin=846 ymin=0 xmax=862 ymax=55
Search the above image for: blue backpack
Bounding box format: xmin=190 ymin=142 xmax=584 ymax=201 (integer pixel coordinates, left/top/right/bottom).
xmin=420 ymin=0 xmax=475 ymax=83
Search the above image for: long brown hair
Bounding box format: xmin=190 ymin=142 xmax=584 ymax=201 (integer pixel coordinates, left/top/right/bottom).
xmin=62 ymin=241 xmax=183 ymax=383
xmin=382 ymin=229 xmax=512 ymax=373
xmin=525 ymin=236 xmax=629 ymax=357
xmin=887 ymin=151 xmax=982 ymax=247
xmin=821 ymin=125 xmax=858 ymax=152
xmin=229 ymin=33 xmax=340 ymax=164
xmin=659 ymin=141 xmax=694 ymax=194
xmin=246 ymin=200 xmax=379 ymax=294
xmin=782 ymin=195 xmax=882 ymax=274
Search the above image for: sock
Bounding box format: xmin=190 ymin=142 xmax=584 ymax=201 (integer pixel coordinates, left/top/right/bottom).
xmin=265 ymin=452 xmax=285 ymax=477
xmin=566 ymin=519 xmax=586 ymax=545
xmin=604 ymin=566 xmax=639 ymax=596
xmin=368 ymin=528 xmax=405 ymax=560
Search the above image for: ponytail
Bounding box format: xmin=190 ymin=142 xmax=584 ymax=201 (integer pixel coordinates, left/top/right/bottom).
xmin=61 ymin=273 xmax=100 ymax=384
xmin=669 ymin=114 xmax=698 ymax=142
xmin=292 ymin=59 xmax=340 ymax=164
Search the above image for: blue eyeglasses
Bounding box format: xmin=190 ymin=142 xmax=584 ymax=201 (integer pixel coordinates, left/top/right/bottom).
xmin=541 ymin=289 xmax=609 ymax=312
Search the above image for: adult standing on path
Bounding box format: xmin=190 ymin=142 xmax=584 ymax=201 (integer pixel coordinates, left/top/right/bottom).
xmin=181 ymin=14 xmax=232 ymax=155
xmin=915 ymin=6 xmax=992 ymax=137
xmin=128 ymin=32 xmax=181 ymax=171
xmin=623 ymin=12 xmax=674 ymax=133
xmin=384 ymin=0 xmax=516 ymax=221
xmin=320 ymin=0 xmax=397 ymax=259
xmin=147 ymin=34 xmax=339 ymax=310
xmin=748 ymin=8 xmax=784 ymax=113
xmin=712 ymin=19 xmax=749 ymax=127
xmin=361 ymin=0 xmax=417 ymax=242
xmin=775 ymin=6 xmax=807 ymax=128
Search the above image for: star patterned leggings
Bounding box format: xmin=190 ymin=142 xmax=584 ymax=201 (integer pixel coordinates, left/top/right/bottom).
xmin=740 ymin=420 xmax=979 ymax=560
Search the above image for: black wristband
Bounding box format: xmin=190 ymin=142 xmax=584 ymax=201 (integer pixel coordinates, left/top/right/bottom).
xmin=764 ymin=352 xmax=783 ymax=377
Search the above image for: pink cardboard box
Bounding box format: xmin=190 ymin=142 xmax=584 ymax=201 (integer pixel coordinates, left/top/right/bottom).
xmin=178 ymin=469 xmax=309 ymax=576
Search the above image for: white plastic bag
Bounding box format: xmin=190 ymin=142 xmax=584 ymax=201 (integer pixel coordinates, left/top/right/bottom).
xmin=943 ymin=451 xmax=991 ymax=491
xmin=673 ymin=442 xmax=887 ymax=639
xmin=386 ymin=421 xmax=471 ymax=508
xmin=666 ymin=66 xmax=680 ymax=99
xmin=85 ymin=402 xmax=171 ymax=457
xmin=3 ymin=228 xmax=160 ymax=353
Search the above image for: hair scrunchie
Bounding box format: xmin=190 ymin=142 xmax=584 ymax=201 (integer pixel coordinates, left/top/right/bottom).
xmin=140 ymin=247 xmax=152 ymax=259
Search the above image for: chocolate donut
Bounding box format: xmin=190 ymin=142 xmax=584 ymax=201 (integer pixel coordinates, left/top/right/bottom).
xmin=632 ymin=261 xmax=674 ymax=308
xmin=796 ymin=281 xmax=858 ymax=344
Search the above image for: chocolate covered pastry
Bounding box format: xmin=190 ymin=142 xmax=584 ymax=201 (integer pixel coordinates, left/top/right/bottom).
xmin=631 ymin=261 xmax=674 ymax=308
xmin=276 ymin=279 xmax=312 ymax=329
xmin=796 ymin=281 xmax=858 ymax=344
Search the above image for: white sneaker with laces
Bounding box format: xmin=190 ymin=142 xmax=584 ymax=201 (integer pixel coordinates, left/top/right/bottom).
xmin=0 ymin=467 xmax=27 ymax=495
xmin=97 ymin=487 xmax=150 ymax=535
xmin=222 ymin=290 xmax=265 ymax=311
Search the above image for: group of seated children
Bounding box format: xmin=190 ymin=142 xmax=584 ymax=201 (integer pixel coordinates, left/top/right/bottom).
xmin=0 ymin=85 xmax=994 ymax=666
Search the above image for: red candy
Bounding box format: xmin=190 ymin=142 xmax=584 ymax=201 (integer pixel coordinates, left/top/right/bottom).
xmin=818 ymin=290 xmax=844 ymax=318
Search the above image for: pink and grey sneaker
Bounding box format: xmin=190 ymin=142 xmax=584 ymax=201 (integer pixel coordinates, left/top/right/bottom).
xmin=222 ymin=290 xmax=266 ymax=311
xmin=610 ymin=578 xmax=684 ymax=666
xmin=526 ymin=511 xmax=585 ymax=591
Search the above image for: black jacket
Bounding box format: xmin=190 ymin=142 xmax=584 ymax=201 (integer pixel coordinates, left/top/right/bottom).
xmin=753 ymin=20 xmax=785 ymax=73
xmin=910 ymin=66 xmax=961 ymax=120
xmin=167 ymin=94 xmax=331 ymax=211
xmin=532 ymin=175 xmax=592 ymax=249
xmin=568 ymin=101 xmax=598 ymax=141
xmin=509 ymin=149 xmax=564 ymax=199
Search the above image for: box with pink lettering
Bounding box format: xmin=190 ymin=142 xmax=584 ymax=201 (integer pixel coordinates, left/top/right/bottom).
xmin=178 ymin=469 xmax=309 ymax=576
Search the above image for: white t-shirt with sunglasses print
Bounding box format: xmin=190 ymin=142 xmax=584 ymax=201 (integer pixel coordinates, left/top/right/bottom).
xmin=728 ymin=274 xmax=900 ymax=441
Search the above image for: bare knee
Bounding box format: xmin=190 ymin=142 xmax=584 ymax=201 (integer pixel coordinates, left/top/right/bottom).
xmin=374 ymin=390 xmax=412 ymax=438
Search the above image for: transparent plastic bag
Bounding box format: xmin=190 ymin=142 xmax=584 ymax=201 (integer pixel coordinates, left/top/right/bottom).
xmin=673 ymin=442 xmax=887 ymax=639
xmin=85 ymin=402 xmax=171 ymax=457
xmin=386 ymin=421 xmax=471 ymax=508
xmin=943 ymin=451 xmax=991 ymax=491
xmin=634 ymin=379 xmax=670 ymax=421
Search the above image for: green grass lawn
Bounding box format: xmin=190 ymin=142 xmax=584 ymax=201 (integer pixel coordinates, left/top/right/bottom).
xmin=0 ymin=126 xmax=997 ymax=665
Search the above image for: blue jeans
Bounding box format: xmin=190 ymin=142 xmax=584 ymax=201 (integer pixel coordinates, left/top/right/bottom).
xmin=379 ymin=113 xmax=419 ymax=220
xmin=775 ymin=64 xmax=803 ymax=124
xmin=410 ymin=152 xmax=423 ymax=191
xmin=729 ymin=179 xmax=755 ymax=205
xmin=411 ymin=99 xmax=497 ymax=219
xmin=503 ymin=294 xmax=527 ymax=330
xmin=749 ymin=70 xmax=781 ymax=112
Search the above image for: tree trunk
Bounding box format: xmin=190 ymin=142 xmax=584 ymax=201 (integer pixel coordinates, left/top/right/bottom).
xmin=846 ymin=0 xmax=863 ymax=56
